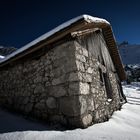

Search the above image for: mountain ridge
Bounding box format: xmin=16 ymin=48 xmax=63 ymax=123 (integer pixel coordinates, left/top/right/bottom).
xmin=118 ymin=42 xmax=140 ymax=65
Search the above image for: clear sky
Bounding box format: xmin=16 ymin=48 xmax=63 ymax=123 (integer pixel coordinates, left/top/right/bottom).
xmin=0 ymin=0 xmax=140 ymax=48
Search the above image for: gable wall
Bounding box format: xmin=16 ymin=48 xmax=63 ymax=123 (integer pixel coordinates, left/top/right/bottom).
xmin=72 ymin=32 xmax=124 ymax=126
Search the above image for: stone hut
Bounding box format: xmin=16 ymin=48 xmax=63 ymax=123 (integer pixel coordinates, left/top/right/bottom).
xmin=0 ymin=15 xmax=126 ymax=128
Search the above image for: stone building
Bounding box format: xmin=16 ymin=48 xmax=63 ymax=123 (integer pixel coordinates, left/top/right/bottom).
xmin=0 ymin=15 xmax=126 ymax=128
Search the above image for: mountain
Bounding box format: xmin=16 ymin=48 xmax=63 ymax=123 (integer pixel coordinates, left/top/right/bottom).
xmin=118 ymin=42 xmax=140 ymax=82
xmin=0 ymin=46 xmax=17 ymax=57
xmin=118 ymin=42 xmax=140 ymax=64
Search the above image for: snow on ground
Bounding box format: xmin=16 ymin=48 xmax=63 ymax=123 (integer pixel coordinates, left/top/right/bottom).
xmin=0 ymin=84 xmax=140 ymax=140
xmin=123 ymin=82 xmax=140 ymax=105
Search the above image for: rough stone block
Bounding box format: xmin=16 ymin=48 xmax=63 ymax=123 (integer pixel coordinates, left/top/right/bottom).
xmin=52 ymin=75 xmax=66 ymax=85
xmin=22 ymin=97 xmax=29 ymax=105
xmin=82 ymin=73 xmax=92 ymax=83
xmin=79 ymin=96 xmax=87 ymax=114
xmin=91 ymin=87 xmax=96 ymax=94
xmin=49 ymin=86 xmax=66 ymax=97
xmin=82 ymin=48 xmax=89 ymax=57
xmin=86 ymin=67 xmax=93 ymax=74
xmin=76 ymin=54 xmax=86 ymax=62
xmin=35 ymin=99 xmax=46 ymax=110
xmin=68 ymin=72 xmax=79 ymax=82
xmin=59 ymin=96 xmax=80 ymax=116
xmin=79 ymin=83 xmax=90 ymax=95
xmin=87 ymin=97 xmax=95 ymax=111
xmin=64 ymin=59 xmax=77 ymax=73
xmin=68 ymin=82 xmax=79 ymax=95
xmin=95 ymin=111 xmax=99 ymax=120
xmin=76 ymin=60 xmax=85 ymax=72
xmin=34 ymin=84 xmax=45 ymax=94
xmin=69 ymin=82 xmax=90 ymax=95
xmin=52 ymin=66 xmax=65 ymax=78
xmin=82 ymin=114 xmax=93 ymax=127
xmin=46 ymin=97 xmax=57 ymax=109
xmin=33 ymin=76 xmax=43 ymax=83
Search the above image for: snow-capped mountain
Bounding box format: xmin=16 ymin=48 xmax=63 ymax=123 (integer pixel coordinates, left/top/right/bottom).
xmin=118 ymin=42 xmax=140 ymax=64
xmin=118 ymin=42 xmax=140 ymax=82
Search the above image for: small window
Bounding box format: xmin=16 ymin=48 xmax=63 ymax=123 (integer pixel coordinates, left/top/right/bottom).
xmin=99 ymin=68 xmax=104 ymax=83
xmin=103 ymin=72 xmax=113 ymax=99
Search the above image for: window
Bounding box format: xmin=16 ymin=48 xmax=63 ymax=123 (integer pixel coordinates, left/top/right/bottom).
xmin=103 ymin=72 xmax=113 ymax=99
xmin=99 ymin=68 xmax=104 ymax=83
xmin=99 ymin=67 xmax=113 ymax=99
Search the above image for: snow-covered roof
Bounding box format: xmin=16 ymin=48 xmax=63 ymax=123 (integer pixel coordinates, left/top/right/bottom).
xmin=0 ymin=14 xmax=126 ymax=81
xmin=0 ymin=15 xmax=109 ymax=64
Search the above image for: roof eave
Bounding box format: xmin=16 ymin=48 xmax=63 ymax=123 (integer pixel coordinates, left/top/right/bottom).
xmin=0 ymin=16 xmax=126 ymax=81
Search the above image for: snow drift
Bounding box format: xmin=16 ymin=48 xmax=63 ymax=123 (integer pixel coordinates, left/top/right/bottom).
xmin=0 ymin=84 xmax=140 ymax=140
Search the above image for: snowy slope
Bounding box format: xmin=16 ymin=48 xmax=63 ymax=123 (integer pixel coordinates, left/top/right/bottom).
xmin=119 ymin=44 xmax=140 ymax=64
xmin=0 ymin=84 xmax=140 ymax=140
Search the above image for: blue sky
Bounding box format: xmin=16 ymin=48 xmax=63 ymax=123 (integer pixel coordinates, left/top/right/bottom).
xmin=0 ymin=0 xmax=140 ymax=48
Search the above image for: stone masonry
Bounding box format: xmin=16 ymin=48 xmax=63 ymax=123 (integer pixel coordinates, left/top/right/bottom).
xmin=0 ymin=39 xmax=123 ymax=128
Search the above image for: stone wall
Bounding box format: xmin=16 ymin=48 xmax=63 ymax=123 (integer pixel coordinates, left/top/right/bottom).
xmin=69 ymin=41 xmax=122 ymax=127
xmin=0 ymin=38 xmax=123 ymax=128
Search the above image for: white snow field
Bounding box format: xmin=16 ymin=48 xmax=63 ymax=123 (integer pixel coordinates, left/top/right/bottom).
xmin=0 ymin=83 xmax=140 ymax=140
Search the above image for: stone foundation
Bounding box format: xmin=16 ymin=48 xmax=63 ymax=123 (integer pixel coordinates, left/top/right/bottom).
xmin=0 ymin=39 xmax=123 ymax=128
